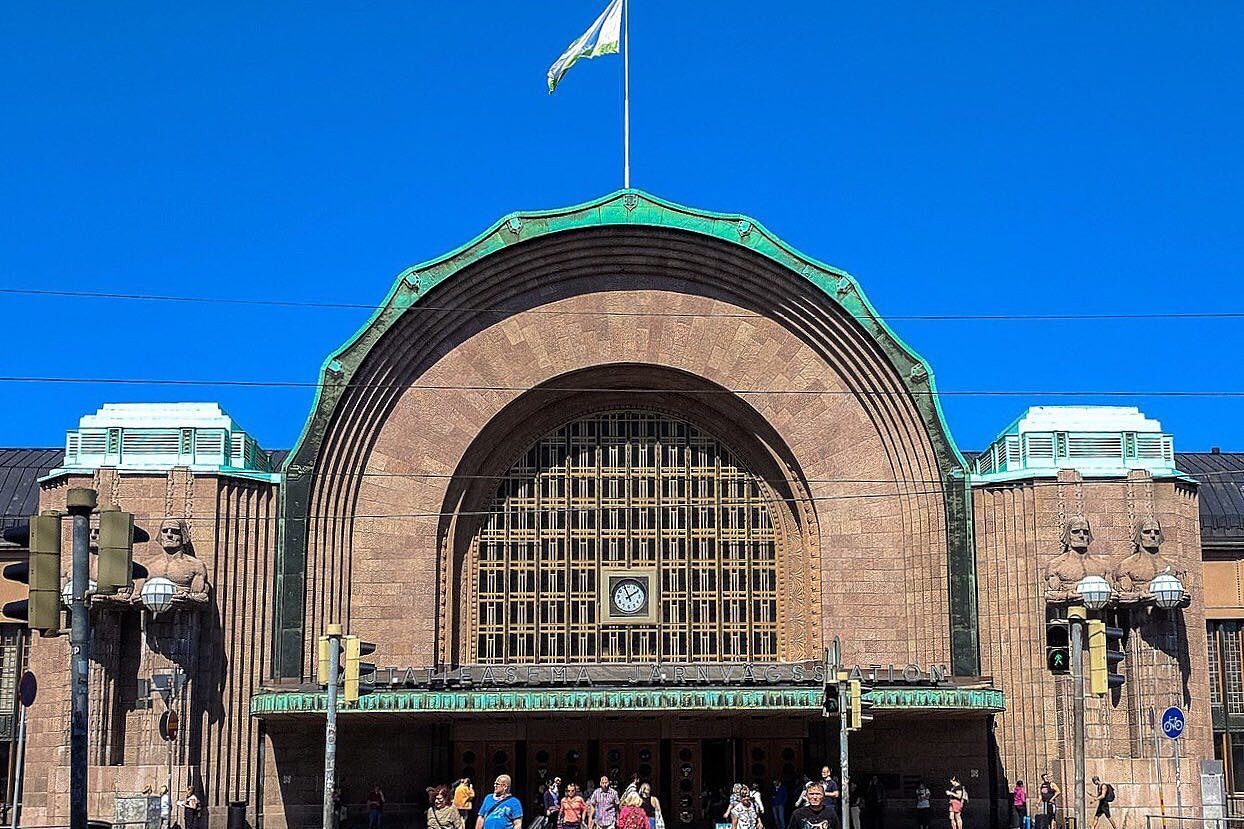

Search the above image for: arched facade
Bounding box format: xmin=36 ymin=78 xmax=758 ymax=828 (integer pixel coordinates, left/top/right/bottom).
xmin=276 ymin=190 xmax=977 ymax=680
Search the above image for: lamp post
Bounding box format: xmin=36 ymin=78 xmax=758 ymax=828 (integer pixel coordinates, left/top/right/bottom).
xmin=1070 ymin=577 xmax=1113 ymax=829
xmin=141 ymin=578 xmax=179 ymax=803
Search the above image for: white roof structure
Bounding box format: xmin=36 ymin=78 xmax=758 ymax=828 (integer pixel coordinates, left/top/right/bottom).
xmin=51 ymin=402 xmax=277 ymax=480
xmin=971 ymin=405 xmax=1179 ymax=482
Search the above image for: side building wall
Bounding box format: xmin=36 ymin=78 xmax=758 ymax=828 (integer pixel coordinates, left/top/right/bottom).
xmin=975 ymin=468 xmax=1210 ymax=823
xmin=20 ymin=468 xmax=277 ymax=827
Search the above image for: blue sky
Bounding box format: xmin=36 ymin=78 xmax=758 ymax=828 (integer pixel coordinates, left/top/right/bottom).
xmin=2 ymin=2 xmax=1241 ymax=451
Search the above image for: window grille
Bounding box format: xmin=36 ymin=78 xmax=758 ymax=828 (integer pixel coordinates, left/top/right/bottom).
xmin=1209 ymin=623 xmax=1224 ymax=708
xmin=473 ymin=411 xmax=779 ymax=664
xmin=1224 ymin=624 xmax=1244 ymax=715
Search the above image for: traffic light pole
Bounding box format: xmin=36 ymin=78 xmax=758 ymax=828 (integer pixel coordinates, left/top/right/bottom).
xmin=67 ymin=487 xmax=96 ymax=829
xmin=322 ymin=624 xmax=342 ymax=829
xmin=839 ymin=675 xmax=852 ymax=829
xmin=1069 ymin=607 xmax=1086 ymax=829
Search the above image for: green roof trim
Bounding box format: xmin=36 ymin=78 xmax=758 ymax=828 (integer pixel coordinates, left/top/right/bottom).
xmin=284 ymin=189 xmax=966 ymax=469
xmin=274 ymin=189 xmax=978 ymax=680
xmin=250 ymin=686 xmax=1004 ymax=717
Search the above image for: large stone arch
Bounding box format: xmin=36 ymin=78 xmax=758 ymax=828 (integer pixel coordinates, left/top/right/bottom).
xmin=435 ymin=365 xmax=821 ymax=667
xmin=276 ymin=190 xmax=976 ymax=681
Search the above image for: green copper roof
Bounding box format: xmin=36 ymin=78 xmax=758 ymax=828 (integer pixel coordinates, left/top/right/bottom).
xmin=284 ymin=189 xmax=966 ymax=470
xmin=250 ymin=686 xmax=1005 ymax=717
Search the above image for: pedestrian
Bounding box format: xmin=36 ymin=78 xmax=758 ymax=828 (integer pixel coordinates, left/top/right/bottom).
xmin=1089 ymin=776 xmax=1118 ymax=829
xmin=428 ymin=786 xmax=466 ymax=829
xmin=773 ymin=780 xmax=788 ymax=829
xmin=366 ymin=784 xmax=386 ymax=829
xmin=730 ymin=792 xmax=761 ymax=829
xmin=561 ymin=783 xmax=589 ymax=829
xmin=913 ymin=780 xmax=930 ymax=829
xmin=624 ymin=775 xmax=641 ymax=799
xmin=588 ymin=776 xmax=621 ymax=829
xmin=795 ymin=777 xmax=812 ymax=809
xmin=786 ymin=781 xmax=839 ymax=829
xmin=1036 ymin=775 xmax=1060 ymax=829
xmin=945 ymin=777 xmax=966 ymax=829
xmin=159 ymin=786 xmax=172 ymax=829
xmin=477 ymin=775 xmax=523 ymax=829
xmin=863 ymin=776 xmax=885 ymax=829
xmin=751 ymin=782 xmax=767 ymax=821
xmin=457 ymin=778 xmax=477 ymax=824
xmin=545 ymin=778 xmax=563 ymax=828
xmin=1012 ymin=781 xmax=1027 ymax=829
xmin=618 ymin=792 xmax=648 ymax=829
xmin=821 ymin=774 xmax=840 ymax=817
xmin=331 ymin=784 xmax=344 ymax=829
xmin=638 ymin=783 xmax=663 ymax=829
xmin=180 ymin=789 xmax=202 ymax=829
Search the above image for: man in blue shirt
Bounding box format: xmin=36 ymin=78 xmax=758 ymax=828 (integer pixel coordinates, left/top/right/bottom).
xmin=477 ymin=776 xmax=523 ymax=829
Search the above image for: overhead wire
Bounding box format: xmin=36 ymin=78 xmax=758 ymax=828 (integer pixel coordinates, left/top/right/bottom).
xmin=1 ymin=376 xmax=1243 ymax=397
xmin=2 ymin=287 xmax=1244 ymax=321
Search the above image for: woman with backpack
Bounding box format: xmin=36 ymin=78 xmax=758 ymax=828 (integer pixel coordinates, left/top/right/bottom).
xmin=1090 ymin=777 xmax=1118 ymax=829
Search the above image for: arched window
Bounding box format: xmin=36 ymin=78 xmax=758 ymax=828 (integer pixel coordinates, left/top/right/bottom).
xmin=472 ymin=411 xmax=778 ymax=664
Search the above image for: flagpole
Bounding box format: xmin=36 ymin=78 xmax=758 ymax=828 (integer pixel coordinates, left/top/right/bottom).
xmin=623 ymin=0 xmax=630 ymax=188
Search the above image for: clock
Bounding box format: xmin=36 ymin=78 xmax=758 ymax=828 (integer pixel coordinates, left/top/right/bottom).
xmin=600 ymin=568 xmax=658 ymax=623
xmin=612 ymin=578 xmax=647 ymax=614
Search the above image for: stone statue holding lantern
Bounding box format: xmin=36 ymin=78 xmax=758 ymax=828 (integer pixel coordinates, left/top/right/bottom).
xmin=1045 ymin=515 xmax=1115 ymax=603
xmin=1115 ymin=517 xmax=1187 ymax=603
xmin=142 ymin=518 xmax=210 ymax=606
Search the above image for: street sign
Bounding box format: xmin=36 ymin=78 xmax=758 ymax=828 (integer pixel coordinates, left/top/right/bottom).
xmin=1161 ymin=706 xmax=1185 ymax=740
xmin=18 ymin=671 xmax=36 ymax=708
xmin=159 ymin=709 xmax=179 ymax=742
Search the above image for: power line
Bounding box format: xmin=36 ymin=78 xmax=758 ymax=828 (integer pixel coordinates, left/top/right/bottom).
xmin=2 ymin=287 xmax=1243 ymax=322
xmin=2 ymin=376 xmax=1244 ymax=397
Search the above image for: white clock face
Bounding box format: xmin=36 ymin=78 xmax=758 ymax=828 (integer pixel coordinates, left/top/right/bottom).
xmin=612 ymin=579 xmax=647 ymax=613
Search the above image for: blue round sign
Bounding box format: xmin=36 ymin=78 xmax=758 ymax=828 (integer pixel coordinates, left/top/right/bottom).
xmin=1161 ymin=706 xmax=1185 ymax=740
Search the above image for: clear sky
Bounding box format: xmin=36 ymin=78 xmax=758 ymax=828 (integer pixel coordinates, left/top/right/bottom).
xmin=3 ymin=3 xmax=1242 ymax=451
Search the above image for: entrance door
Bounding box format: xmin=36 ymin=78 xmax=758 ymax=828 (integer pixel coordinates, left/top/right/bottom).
xmin=527 ymin=741 xmax=589 ymax=799
xmin=742 ymin=738 xmax=802 ymax=788
xmin=455 ymin=741 xmax=518 ymax=788
xmin=599 ymin=739 xmax=661 ymax=792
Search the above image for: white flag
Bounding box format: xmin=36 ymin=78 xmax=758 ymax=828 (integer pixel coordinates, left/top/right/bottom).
xmin=547 ymin=0 xmax=623 ymax=93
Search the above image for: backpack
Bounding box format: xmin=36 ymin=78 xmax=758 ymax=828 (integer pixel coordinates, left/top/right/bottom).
xmin=1104 ymin=785 xmax=1115 ymax=804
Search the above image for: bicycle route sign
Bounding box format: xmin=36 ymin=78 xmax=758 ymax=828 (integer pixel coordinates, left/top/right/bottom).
xmin=1161 ymin=706 xmax=1185 ymax=740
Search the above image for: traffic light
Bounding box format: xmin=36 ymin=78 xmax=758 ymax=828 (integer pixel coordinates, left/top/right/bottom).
xmin=1 ymin=513 xmax=64 ymax=635
xmin=1046 ymin=618 xmax=1070 ymax=675
xmin=1088 ymin=619 xmax=1127 ymax=694
xmin=97 ymin=508 xmax=149 ymax=594
xmin=822 ymin=675 xmax=837 ymax=717
xmin=847 ymin=678 xmax=874 ymax=730
xmin=343 ymin=635 xmax=376 ymax=703
xmin=317 ymin=633 xmax=344 ymax=686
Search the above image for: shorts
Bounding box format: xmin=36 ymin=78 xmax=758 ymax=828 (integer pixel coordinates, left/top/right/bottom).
xmin=1096 ymin=803 xmax=1111 ymax=819
xmin=950 ymin=802 xmax=963 ymax=815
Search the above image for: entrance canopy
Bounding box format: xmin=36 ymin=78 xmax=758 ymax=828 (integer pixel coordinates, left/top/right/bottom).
xmin=250 ymin=685 xmax=1004 ymax=718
